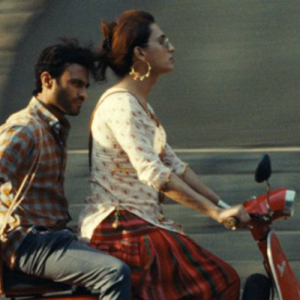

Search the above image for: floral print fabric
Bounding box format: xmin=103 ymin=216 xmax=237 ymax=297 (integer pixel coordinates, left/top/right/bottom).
xmin=79 ymin=88 xmax=187 ymax=241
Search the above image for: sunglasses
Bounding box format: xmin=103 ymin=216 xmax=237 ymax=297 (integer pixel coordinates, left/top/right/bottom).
xmin=143 ymin=37 xmax=172 ymax=49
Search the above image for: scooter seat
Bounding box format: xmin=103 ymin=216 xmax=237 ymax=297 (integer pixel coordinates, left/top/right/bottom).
xmin=3 ymin=264 xmax=71 ymax=297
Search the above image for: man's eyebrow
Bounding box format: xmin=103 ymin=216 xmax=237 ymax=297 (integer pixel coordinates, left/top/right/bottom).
xmin=71 ymin=78 xmax=90 ymax=88
xmin=158 ymin=34 xmax=166 ymax=38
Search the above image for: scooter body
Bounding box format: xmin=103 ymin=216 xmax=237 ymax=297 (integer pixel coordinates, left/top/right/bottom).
xmin=2 ymin=283 xmax=99 ymax=300
xmin=267 ymin=230 xmax=300 ymax=300
xmin=241 ymin=154 xmax=300 ymax=300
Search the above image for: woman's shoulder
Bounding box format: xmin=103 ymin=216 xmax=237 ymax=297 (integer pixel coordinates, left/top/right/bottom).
xmin=99 ymin=88 xmax=140 ymax=110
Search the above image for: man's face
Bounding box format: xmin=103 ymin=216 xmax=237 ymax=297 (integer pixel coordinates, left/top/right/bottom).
xmin=51 ymin=64 xmax=90 ymax=116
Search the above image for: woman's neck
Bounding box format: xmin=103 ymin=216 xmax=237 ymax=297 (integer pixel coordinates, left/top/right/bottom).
xmin=114 ymin=74 xmax=157 ymax=108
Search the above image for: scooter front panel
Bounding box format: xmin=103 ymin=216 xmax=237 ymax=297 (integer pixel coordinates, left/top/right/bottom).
xmin=267 ymin=230 xmax=300 ymax=300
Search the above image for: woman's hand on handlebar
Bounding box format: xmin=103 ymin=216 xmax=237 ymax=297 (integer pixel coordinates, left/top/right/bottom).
xmin=217 ymin=205 xmax=251 ymax=230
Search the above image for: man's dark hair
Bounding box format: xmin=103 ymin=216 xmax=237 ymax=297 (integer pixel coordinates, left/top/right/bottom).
xmin=33 ymin=38 xmax=96 ymax=95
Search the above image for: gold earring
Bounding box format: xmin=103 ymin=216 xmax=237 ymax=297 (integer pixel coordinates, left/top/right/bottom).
xmin=129 ymin=61 xmax=151 ymax=81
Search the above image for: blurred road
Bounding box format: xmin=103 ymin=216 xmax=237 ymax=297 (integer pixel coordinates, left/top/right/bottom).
xmin=1 ymin=1 xmax=300 ymax=299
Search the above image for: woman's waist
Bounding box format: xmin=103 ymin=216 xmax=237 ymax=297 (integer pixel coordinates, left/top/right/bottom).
xmin=91 ymin=210 xmax=157 ymax=241
xmin=89 ymin=209 xmax=185 ymax=242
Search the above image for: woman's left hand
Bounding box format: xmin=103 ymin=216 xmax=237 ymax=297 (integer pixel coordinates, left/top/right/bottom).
xmin=217 ymin=205 xmax=251 ymax=230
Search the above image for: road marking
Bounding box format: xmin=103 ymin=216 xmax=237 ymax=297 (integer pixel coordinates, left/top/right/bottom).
xmin=68 ymin=147 xmax=300 ymax=154
xmin=173 ymin=148 xmax=300 ymax=153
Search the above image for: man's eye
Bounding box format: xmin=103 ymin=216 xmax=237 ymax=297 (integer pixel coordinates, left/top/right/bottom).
xmin=72 ymin=80 xmax=83 ymax=87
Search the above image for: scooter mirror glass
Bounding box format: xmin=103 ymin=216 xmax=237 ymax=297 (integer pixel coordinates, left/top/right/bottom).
xmin=255 ymin=154 xmax=272 ymax=183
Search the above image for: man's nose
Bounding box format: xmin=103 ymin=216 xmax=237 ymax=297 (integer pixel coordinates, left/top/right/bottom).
xmin=79 ymin=88 xmax=88 ymax=100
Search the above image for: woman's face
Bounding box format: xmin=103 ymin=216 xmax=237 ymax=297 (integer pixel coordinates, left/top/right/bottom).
xmin=142 ymin=23 xmax=175 ymax=76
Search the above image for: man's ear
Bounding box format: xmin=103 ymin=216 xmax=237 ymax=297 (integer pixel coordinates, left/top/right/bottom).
xmin=40 ymin=71 xmax=54 ymax=89
xmin=133 ymin=46 xmax=146 ymax=61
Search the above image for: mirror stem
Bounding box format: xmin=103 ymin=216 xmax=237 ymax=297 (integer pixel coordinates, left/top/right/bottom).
xmin=266 ymin=180 xmax=272 ymax=215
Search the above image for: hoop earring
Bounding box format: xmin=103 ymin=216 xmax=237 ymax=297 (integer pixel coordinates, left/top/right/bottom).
xmin=129 ymin=61 xmax=152 ymax=81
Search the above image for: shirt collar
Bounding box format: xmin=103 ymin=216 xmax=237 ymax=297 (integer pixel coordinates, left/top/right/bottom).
xmin=28 ymin=97 xmax=71 ymax=142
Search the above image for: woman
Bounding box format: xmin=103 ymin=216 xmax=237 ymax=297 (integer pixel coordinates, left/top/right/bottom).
xmin=79 ymin=10 xmax=250 ymax=300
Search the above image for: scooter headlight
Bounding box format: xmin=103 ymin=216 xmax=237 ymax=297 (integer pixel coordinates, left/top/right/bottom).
xmin=284 ymin=190 xmax=296 ymax=217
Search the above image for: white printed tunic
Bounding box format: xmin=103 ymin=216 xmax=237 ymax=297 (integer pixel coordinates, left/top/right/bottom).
xmin=79 ymin=88 xmax=187 ymax=241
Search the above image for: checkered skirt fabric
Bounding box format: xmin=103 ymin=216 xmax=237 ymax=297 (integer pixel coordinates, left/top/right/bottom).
xmin=90 ymin=210 xmax=240 ymax=300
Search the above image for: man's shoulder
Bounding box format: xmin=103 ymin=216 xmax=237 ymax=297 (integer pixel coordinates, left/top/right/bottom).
xmin=7 ymin=108 xmax=38 ymax=123
xmin=2 ymin=109 xmax=42 ymax=135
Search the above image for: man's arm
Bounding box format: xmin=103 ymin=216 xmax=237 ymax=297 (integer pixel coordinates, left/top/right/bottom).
xmin=0 ymin=125 xmax=35 ymax=183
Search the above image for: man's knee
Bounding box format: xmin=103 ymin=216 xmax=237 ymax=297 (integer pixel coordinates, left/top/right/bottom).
xmin=118 ymin=260 xmax=130 ymax=277
xmin=94 ymin=258 xmax=131 ymax=298
xmin=93 ymin=253 xmax=130 ymax=283
xmin=111 ymin=259 xmax=131 ymax=284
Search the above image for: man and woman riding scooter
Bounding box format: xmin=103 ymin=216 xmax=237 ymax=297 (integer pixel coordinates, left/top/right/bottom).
xmin=0 ymin=10 xmax=250 ymax=300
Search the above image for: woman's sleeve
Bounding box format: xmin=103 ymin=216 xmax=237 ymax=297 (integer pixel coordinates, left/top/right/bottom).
xmin=146 ymin=104 xmax=187 ymax=176
xmin=162 ymin=143 xmax=188 ymax=176
xmin=103 ymin=94 xmax=172 ymax=191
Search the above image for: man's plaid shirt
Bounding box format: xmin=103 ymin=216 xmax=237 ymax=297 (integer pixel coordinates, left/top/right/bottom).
xmin=0 ymin=97 xmax=71 ymax=269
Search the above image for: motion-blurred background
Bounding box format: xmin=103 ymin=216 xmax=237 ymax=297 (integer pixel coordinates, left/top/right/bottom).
xmin=1 ymin=0 xmax=300 ymax=149
xmin=1 ymin=1 xmax=300 ymax=295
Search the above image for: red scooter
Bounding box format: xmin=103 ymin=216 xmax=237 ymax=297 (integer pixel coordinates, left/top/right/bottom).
xmin=227 ymin=154 xmax=300 ymax=300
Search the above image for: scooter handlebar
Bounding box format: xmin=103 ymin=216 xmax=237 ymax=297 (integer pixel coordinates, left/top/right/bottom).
xmin=223 ymin=217 xmax=240 ymax=230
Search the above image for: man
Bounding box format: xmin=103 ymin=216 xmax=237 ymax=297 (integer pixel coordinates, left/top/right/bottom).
xmin=0 ymin=40 xmax=130 ymax=300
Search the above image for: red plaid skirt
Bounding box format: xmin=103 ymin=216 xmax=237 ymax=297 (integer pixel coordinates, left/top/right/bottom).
xmin=90 ymin=210 xmax=239 ymax=300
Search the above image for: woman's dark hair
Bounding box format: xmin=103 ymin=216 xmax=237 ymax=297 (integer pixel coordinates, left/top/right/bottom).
xmin=33 ymin=38 xmax=96 ymax=95
xmin=96 ymin=10 xmax=155 ymax=81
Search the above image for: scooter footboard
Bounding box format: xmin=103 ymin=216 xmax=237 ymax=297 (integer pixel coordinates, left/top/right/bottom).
xmin=267 ymin=230 xmax=300 ymax=300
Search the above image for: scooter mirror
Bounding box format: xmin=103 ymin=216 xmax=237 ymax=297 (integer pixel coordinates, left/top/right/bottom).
xmin=255 ymin=154 xmax=272 ymax=183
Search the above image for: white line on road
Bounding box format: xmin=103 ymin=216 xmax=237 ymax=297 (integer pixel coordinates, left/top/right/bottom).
xmin=68 ymin=147 xmax=300 ymax=154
